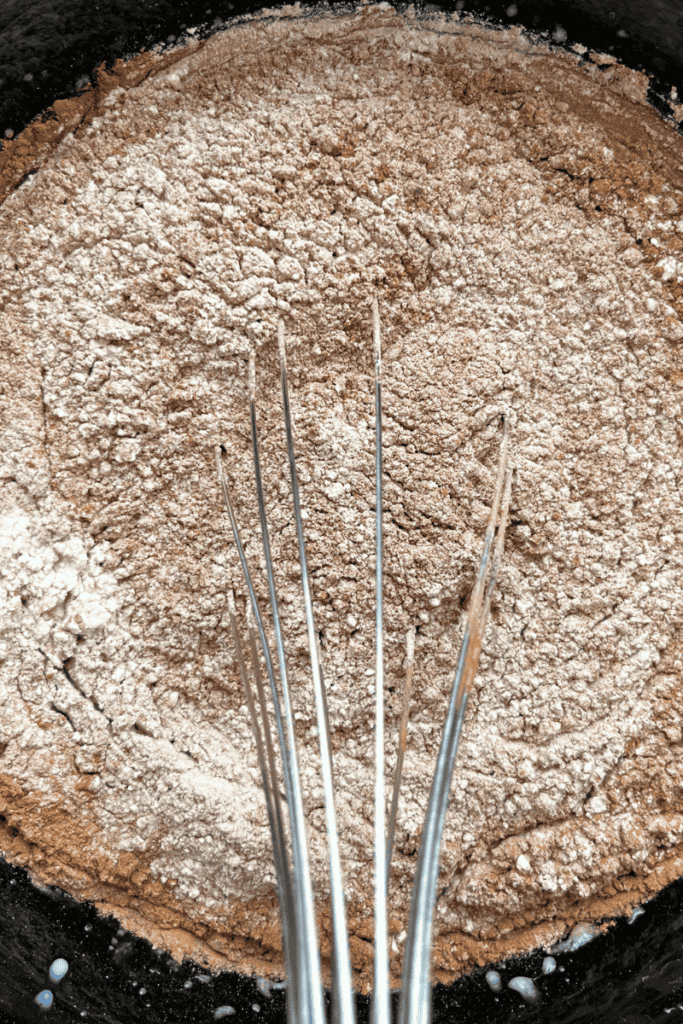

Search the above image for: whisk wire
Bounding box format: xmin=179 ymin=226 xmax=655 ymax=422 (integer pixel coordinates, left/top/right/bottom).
xmin=398 ymin=418 xmax=511 ymax=1024
xmin=385 ymin=626 xmax=416 ymax=881
xmin=278 ymin=320 xmax=357 ymax=1024
xmin=249 ymin=377 xmax=326 ymax=1024
xmin=227 ymin=593 xmax=297 ymax=1024
xmin=215 ymin=450 xmax=302 ymax=1021
xmin=371 ymin=296 xmax=390 ymax=1024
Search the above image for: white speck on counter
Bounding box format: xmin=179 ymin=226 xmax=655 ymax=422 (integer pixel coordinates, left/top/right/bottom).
xmin=508 ymin=977 xmax=541 ymax=1004
xmin=48 ymin=958 xmax=68 ymax=982
xmin=485 ymin=970 xmax=502 ymax=993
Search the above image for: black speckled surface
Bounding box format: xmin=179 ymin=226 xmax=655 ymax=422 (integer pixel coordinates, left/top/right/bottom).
xmin=0 ymin=856 xmax=289 ymax=1024
xmin=3 ymin=854 xmax=683 ymax=1023
xmin=1 ymin=2 xmax=683 ymax=1021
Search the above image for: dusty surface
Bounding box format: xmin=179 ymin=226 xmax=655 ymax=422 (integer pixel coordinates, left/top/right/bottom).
xmin=1 ymin=4 xmax=683 ymax=991
xmin=0 ymin=44 xmax=204 ymax=205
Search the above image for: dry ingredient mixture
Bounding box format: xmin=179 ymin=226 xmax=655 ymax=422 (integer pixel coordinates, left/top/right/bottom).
xmin=1 ymin=3 xmax=683 ymax=991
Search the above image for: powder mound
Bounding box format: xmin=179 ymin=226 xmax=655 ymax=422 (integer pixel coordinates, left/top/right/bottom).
xmin=1 ymin=4 xmax=683 ymax=989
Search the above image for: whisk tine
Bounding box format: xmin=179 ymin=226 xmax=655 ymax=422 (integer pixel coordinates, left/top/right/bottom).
xmin=215 ymin=443 xmax=322 ymax=1024
xmin=398 ymin=418 xmax=511 ymax=1024
xmin=478 ymin=464 xmax=514 ymax=633
xmin=385 ymin=626 xmax=416 ymax=881
xmin=216 ymin=454 xmax=301 ymax=1024
xmin=227 ymin=592 xmax=278 ymax=852
xmin=278 ymin=319 xmax=356 ymax=1024
xmin=245 ymin=603 xmax=287 ymax=830
xmin=372 ymin=296 xmax=390 ymax=1024
xmin=465 ymin=464 xmax=514 ymax=695
xmin=248 ymin=369 xmax=326 ymax=1024
xmin=227 ymin=591 xmax=298 ymax=1022
xmin=248 ymin=351 xmax=257 ymax=405
xmin=469 ymin=416 xmax=510 ymax=614
xmin=246 ymin=612 xmax=303 ymax=1024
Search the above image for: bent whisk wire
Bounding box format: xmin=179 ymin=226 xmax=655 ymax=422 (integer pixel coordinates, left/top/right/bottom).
xmin=215 ymin=302 xmax=512 ymax=1024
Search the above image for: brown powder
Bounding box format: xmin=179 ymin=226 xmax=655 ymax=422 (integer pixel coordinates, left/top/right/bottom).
xmin=0 ymin=43 xmax=207 ymax=206
xmin=1 ymin=4 xmax=683 ymax=992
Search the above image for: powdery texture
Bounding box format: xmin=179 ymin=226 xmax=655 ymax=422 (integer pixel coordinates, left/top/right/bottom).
xmin=1 ymin=5 xmax=683 ymax=989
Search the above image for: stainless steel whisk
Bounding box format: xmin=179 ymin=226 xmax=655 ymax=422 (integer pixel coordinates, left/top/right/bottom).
xmin=215 ymin=299 xmax=512 ymax=1024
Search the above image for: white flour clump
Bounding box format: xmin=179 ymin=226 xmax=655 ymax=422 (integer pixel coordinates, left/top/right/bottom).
xmin=1 ymin=4 xmax=683 ymax=985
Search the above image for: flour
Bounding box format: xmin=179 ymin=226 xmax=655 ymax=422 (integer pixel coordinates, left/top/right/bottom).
xmin=1 ymin=4 xmax=683 ymax=987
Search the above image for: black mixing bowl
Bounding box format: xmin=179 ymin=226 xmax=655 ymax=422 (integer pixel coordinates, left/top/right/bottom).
xmin=1 ymin=2 xmax=682 ymax=1023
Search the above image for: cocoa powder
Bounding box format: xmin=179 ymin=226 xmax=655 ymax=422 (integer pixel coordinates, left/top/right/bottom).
xmin=1 ymin=4 xmax=683 ymax=992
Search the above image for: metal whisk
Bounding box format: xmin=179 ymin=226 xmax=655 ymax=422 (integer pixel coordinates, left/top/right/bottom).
xmin=215 ymin=299 xmax=512 ymax=1024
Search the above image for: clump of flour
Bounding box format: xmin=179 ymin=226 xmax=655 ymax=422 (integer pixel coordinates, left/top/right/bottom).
xmin=1 ymin=4 xmax=683 ymax=985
